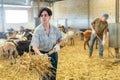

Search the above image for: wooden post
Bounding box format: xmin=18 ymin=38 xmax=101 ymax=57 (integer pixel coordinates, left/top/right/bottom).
xmin=115 ymin=0 xmax=119 ymax=58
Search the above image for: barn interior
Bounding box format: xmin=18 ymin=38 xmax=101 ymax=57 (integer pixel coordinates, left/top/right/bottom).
xmin=0 ymin=0 xmax=120 ymax=80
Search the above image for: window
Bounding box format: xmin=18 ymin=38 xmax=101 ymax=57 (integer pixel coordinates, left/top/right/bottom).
xmin=5 ymin=10 xmax=28 ymax=23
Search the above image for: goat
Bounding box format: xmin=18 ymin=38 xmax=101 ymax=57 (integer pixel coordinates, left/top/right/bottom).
xmin=60 ymin=28 xmax=75 ymax=46
xmin=2 ymin=42 xmax=18 ymax=65
xmin=83 ymin=30 xmax=98 ymax=50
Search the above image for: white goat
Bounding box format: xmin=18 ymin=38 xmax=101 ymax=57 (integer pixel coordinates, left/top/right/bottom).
xmin=61 ymin=30 xmax=75 ymax=46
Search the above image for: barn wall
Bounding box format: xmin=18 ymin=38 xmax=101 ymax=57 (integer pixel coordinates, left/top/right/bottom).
xmin=0 ymin=2 xmax=50 ymax=32
xmin=89 ymin=0 xmax=116 ymax=24
xmin=0 ymin=7 xmax=5 ymax=32
xmin=53 ymin=0 xmax=89 ymax=29
xmin=0 ymin=7 xmax=3 ymax=32
xmin=2 ymin=7 xmax=34 ymax=32
xmin=0 ymin=0 xmax=118 ymax=32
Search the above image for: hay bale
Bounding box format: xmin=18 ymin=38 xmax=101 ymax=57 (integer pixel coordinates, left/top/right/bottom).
xmin=6 ymin=53 xmax=53 ymax=80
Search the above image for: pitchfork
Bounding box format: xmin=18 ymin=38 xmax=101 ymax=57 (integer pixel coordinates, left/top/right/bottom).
xmin=94 ymin=33 xmax=115 ymax=58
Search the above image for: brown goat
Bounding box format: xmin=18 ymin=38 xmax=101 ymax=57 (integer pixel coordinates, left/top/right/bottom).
xmin=83 ymin=30 xmax=98 ymax=50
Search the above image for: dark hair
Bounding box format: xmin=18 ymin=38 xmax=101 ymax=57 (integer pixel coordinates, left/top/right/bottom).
xmin=38 ymin=7 xmax=52 ymax=17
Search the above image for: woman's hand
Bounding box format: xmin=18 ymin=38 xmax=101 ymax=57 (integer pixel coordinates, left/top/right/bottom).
xmin=54 ymin=44 xmax=60 ymax=51
xmin=32 ymin=46 xmax=43 ymax=56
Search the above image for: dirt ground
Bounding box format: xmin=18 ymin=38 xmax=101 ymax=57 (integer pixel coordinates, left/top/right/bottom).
xmin=0 ymin=36 xmax=120 ymax=80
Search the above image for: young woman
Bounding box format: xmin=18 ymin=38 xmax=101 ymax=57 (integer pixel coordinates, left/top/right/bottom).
xmin=30 ymin=7 xmax=63 ymax=80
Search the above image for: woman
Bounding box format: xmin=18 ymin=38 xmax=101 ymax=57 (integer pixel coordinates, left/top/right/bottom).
xmin=30 ymin=7 xmax=63 ymax=80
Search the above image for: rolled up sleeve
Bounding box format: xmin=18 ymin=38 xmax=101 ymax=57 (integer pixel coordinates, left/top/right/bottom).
xmin=56 ymin=28 xmax=63 ymax=42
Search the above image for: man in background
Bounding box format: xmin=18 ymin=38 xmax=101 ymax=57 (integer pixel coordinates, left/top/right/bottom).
xmin=89 ymin=14 xmax=109 ymax=58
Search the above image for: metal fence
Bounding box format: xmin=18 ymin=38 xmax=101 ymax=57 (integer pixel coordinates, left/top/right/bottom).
xmin=109 ymin=23 xmax=120 ymax=48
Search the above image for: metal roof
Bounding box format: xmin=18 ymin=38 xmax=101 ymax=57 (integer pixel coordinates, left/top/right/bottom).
xmin=0 ymin=0 xmax=63 ymax=5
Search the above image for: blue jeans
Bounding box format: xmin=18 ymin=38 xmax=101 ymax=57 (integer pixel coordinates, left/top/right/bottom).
xmin=40 ymin=50 xmax=58 ymax=80
xmin=89 ymin=34 xmax=103 ymax=56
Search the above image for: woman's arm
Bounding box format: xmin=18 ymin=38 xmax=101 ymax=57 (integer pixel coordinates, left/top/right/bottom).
xmin=32 ymin=46 xmax=43 ymax=56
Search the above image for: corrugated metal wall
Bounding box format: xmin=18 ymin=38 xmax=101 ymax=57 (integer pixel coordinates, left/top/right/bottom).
xmin=53 ymin=0 xmax=89 ymax=29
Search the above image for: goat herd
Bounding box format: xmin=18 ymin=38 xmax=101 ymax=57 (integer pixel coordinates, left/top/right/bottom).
xmin=0 ymin=29 xmax=33 ymax=64
xmin=0 ymin=26 xmax=97 ymax=65
xmin=58 ymin=26 xmax=98 ymax=49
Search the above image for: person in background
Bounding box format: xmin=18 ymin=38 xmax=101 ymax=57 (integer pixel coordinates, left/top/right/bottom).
xmin=30 ymin=7 xmax=63 ymax=80
xmin=89 ymin=14 xmax=109 ymax=58
xmin=20 ymin=26 xmax=25 ymax=34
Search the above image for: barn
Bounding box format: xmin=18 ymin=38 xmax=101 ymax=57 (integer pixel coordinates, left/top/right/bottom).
xmin=0 ymin=0 xmax=120 ymax=80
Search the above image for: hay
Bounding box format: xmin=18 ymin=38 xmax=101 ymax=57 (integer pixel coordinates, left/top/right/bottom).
xmin=1 ymin=36 xmax=120 ymax=80
xmin=3 ymin=53 xmax=53 ymax=80
xmin=0 ymin=46 xmax=8 ymax=59
xmin=56 ymin=36 xmax=120 ymax=80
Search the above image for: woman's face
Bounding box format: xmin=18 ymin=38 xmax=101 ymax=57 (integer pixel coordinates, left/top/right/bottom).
xmin=40 ymin=11 xmax=51 ymax=24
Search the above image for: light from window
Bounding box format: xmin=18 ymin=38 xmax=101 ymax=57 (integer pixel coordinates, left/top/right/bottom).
xmin=5 ymin=10 xmax=28 ymax=23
